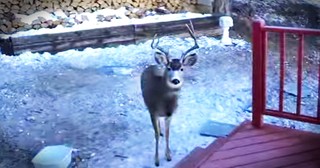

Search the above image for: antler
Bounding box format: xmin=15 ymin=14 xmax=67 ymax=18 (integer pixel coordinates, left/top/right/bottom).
xmin=181 ymin=20 xmax=199 ymax=59
xmin=151 ymin=34 xmax=169 ymax=56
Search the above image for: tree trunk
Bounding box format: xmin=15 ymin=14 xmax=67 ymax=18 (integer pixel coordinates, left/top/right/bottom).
xmin=212 ymin=0 xmax=230 ymax=15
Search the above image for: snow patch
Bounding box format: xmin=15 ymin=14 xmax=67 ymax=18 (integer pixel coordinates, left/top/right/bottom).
xmin=3 ymin=11 xmax=210 ymax=39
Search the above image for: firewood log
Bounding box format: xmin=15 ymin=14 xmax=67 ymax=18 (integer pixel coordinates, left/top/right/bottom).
xmin=53 ymin=2 xmax=60 ymax=10
xmin=0 ymin=25 xmax=8 ymax=33
xmin=71 ymin=2 xmax=79 ymax=8
xmin=76 ymin=6 xmax=85 ymax=13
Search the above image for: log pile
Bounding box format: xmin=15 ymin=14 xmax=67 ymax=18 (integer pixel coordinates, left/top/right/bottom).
xmin=0 ymin=0 xmax=199 ymax=34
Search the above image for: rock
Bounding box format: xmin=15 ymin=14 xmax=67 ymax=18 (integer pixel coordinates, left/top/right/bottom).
xmin=145 ymin=10 xmax=157 ymax=16
xmin=41 ymin=22 xmax=49 ymax=28
xmin=45 ymin=19 xmax=53 ymax=25
xmin=74 ymin=18 xmax=83 ymax=24
xmin=53 ymin=9 xmax=68 ymax=19
xmin=32 ymin=19 xmax=41 ymax=25
xmin=52 ymin=20 xmax=62 ymax=26
xmin=124 ymin=10 xmax=131 ymax=16
xmin=15 ymin=11 xmax=55 ymax=25
xmin=24 ymin=24 xmax=32 ymax=29
xmin=81 ymin=15 xmax=90 ymax=22
xmin=38 ymin=17 xmax=47 ymax=23
xmin=25 ymin=116 xmax=36 ymax=122
xmin=155 ymin=7 xmax=171 ymax=14
xmin=105 ymin=15 xmax=114 ymax=22
xmin=135 ymin=9 xmax=146 ymax=18
xmin=61 ymin=20 xmax=74 ymax=28
xmin=96 ymin=14 xmax=105 ymax=22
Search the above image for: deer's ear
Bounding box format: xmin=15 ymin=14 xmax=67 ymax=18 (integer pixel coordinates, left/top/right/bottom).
xmin=182 ymin=53 xmax=197 ymax=66
xmin=155 ymin=52 xmax=169 ymax=65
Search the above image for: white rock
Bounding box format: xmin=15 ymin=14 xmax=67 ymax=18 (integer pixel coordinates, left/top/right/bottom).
xmin=53 ymin=9 xmax=68 ymax=19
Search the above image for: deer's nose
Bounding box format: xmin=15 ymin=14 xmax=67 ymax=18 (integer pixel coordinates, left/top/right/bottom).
xmin=171 ymin=79 xmax=180 ymax=85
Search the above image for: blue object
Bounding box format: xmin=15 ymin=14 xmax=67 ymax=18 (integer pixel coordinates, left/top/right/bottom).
xmin=200 ymin=120 xmax=237 ymax=137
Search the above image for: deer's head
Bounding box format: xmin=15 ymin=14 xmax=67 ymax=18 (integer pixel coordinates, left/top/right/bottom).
xmin=151 ymin=21 xmax=199 ymax=90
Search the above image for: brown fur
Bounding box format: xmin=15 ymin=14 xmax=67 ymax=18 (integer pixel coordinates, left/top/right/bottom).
xmin=141 ymin=65 xmax=179 ymax=117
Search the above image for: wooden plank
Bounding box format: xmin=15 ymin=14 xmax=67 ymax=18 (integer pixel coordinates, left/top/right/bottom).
xmin=134 ymin=15 xmax=220 ymax=41
xmin=11 ymin=25 xmax=135 ymax=54
xmin=236 ymin=149 xmax=320 ymax=168
xmin=2 ymin=16 xmax=221 ymax=55
xmin=210 ymin=137 xmax=320 ymax=161
xmin=219 ymin=131 xmax=299 ymax=150
xmin=201 ymin=139 xmax=320 ymax=168
xmin=220 ymin=124 xmax=320 ymax=150
xmin=232 ymin=121 xmax=320 ymax=141
xmin=229 ymin=127 xmax=284 ymax=140
xmin=283 ymin=159 xmax=320 ymax=168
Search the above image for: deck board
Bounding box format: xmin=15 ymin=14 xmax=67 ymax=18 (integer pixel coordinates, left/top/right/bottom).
xmin=283 ymin=159 xmax=320 ymax=168
xmin=174 ymin=120 xmax=320 ymax=168
xmin=219 ymin=131 xmax=300 ymax=150
xmin=210 ymin=136 xmax=319 ymax=161
xmin=236 ymin=149 xmax=320 ymax=168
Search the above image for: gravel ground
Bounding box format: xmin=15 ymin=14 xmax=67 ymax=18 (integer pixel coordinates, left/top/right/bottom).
xmin=1 ymin=35 xmax=319 ymax=168
xmin=0 ymin=37 xmax=250 ymax=168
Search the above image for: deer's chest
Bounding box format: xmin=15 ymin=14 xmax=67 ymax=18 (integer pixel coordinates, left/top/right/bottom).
xmin=156 ymin=93 xmax=179 ymax=117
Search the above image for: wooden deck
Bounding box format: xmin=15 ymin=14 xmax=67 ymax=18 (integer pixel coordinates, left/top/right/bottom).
xmin=175 ymin=120 xmax=320 ymax=168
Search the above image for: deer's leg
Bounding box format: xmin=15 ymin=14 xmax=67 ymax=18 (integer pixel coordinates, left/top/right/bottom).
xmin=158 ymin=119 xmax=163 ymax=137
xmin=165 ymin=116 xmax=172 ymax=161
xmin=151 ymin=114 xmax=160 ymax=166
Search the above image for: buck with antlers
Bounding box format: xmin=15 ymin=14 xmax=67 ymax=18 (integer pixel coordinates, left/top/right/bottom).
xmin=140 ymin=21 xmax=199 ymax=166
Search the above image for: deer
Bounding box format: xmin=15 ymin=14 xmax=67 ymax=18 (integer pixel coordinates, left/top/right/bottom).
xmin=140 ymin=21 xmax=199 ymax=166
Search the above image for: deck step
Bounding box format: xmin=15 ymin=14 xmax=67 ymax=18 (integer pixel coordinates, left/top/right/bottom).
xmin=174 ymin=147 xmax=207 ymax=168
xmin=174 ymin=137 xmax=229 ymax=168
xmin=174 ymin=121 xmax=249 ymax=168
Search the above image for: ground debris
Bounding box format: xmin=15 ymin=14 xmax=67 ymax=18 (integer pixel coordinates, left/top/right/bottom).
xmin=25 ymin=116 xmax=36 ymax=122
xmin=114 ymin=154 xmax=129 ymax=159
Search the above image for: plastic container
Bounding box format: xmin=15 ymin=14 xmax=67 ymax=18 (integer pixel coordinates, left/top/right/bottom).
xmin=32 ymin=145 xmax=73 ymax=168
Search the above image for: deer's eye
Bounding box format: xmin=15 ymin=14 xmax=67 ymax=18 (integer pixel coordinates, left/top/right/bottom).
xmin=167 ymin=67 xmax=171 ymax=71
xmin=180 ymin=68 xmax=184 ymax=71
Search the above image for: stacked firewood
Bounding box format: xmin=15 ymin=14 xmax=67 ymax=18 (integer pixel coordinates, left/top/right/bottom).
xmin=0 ymin=0 xmax=194 ymax=15
xmin=0 ymin=0 xmax=198 ymax=34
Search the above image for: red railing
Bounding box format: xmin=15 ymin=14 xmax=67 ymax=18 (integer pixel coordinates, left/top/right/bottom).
xmin=252 ymin=19 xmax=320 ymax=128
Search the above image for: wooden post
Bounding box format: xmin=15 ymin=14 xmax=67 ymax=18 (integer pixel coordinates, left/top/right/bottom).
xmin=252 ymin=19 xmax=266 ymax=128
xmin=0 ymin=37 xmax=14 ymax=56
